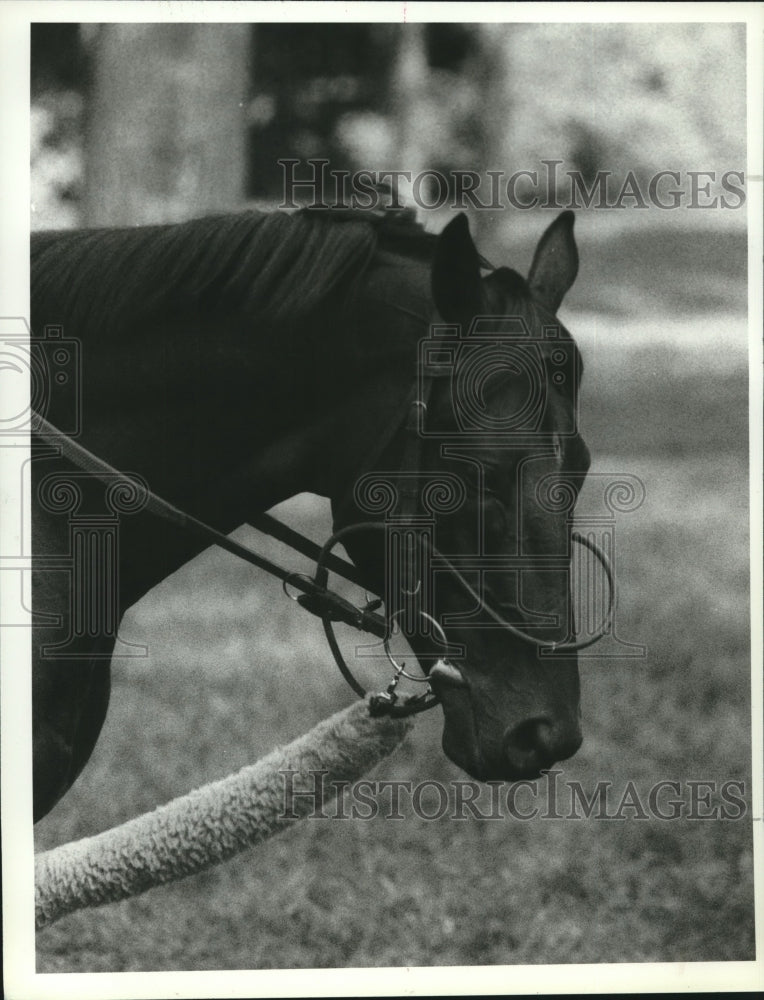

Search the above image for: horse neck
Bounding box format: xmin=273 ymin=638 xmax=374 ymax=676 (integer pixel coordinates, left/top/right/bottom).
xmin=213 ymin=259 xmax=430 ymax=519
xmin=68 ymin=297 xmax=418 ymax=532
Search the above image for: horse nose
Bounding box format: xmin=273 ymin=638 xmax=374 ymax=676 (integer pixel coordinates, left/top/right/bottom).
xmin=502 ymin=717 xmax=582 ymax=775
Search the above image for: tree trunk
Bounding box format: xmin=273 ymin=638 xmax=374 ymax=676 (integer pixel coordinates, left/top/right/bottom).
xmin=389 ymin=25 xmax=429 ymax=205
xmin=471 ymin=24 xmax=522 ymax=243
xmin=83 ymin=24 xmax=250 ymax=226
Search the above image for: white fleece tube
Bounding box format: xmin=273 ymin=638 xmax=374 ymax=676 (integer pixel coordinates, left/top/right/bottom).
xmin=36 ymin=701 xmax=413 ymax=930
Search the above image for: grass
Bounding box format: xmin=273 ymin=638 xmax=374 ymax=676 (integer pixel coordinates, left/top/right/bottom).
xmin=33 ymin=225 xmax=754 ymax=970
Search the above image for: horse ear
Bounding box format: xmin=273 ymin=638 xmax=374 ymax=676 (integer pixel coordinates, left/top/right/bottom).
xmin=528 ymin=210 xmax=579 ymax=313
xmin=431 ymin=213 xmax=483 ymax=323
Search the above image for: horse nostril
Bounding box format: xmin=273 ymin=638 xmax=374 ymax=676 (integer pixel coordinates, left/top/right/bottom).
xmin=503 ymin=717 xmax=582 ymax=773
xmin=502 ymin=718 xmax=559 ymax=773
xmin=504 ymin=717 xmax=548 ymax=754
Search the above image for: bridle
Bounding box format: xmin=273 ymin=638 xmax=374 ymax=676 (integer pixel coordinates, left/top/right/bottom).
xmin=308 ymin=369 xmax=614 ymax=715
xmin=32 ymin=382 xmax=614 ymax=717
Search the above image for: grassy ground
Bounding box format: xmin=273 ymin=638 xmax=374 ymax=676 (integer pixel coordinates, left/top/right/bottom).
xmin=34 ymin=225 xmax=754 ymax=970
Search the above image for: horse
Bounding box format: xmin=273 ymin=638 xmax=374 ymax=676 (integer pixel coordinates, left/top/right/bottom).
xmin=31 ymin=204 xmax=592 ymax=822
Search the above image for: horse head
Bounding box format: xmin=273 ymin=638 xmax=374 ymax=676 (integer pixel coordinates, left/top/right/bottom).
xmin=332 ymin=210 xmax=592 ymax=781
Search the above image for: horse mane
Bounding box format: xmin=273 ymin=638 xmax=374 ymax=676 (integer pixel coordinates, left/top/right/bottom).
xmin=31 ymin=207 xmax=438 ymax=335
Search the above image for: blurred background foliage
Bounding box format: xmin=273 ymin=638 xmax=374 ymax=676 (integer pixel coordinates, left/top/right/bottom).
xmin=31 ymin=22 xmax=746 ymax=230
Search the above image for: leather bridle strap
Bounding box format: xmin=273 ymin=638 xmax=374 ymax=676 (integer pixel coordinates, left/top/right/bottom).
xmin=395 ymin=377 xmax=434 ymax=598
xmin=31 ymin=413 xmax=387 ymax=639
xmin=313 ymin=378 xmax=446 ymax=716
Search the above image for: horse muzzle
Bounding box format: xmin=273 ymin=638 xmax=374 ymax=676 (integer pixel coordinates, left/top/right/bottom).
xmin=432 ymin=661 xmax=583 ymax=782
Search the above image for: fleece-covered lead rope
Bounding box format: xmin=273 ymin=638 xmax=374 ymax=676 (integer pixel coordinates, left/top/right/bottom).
xmin=35 ymin=700 xmax=412 ymax=929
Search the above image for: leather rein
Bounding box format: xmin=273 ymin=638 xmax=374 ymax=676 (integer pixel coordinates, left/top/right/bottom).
xmin=32 ymin=392 xmax=614 ymax=718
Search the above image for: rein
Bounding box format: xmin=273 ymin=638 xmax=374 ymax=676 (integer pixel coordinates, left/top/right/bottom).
xmin=31 ymin=413 xmax=389 ymax=638
xmin=32 ymin=396 xmax=614 ymax=718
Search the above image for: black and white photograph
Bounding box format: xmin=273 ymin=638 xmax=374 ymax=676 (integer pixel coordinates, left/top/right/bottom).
xmin=1 ymin=2 xmax=762 ymax=996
